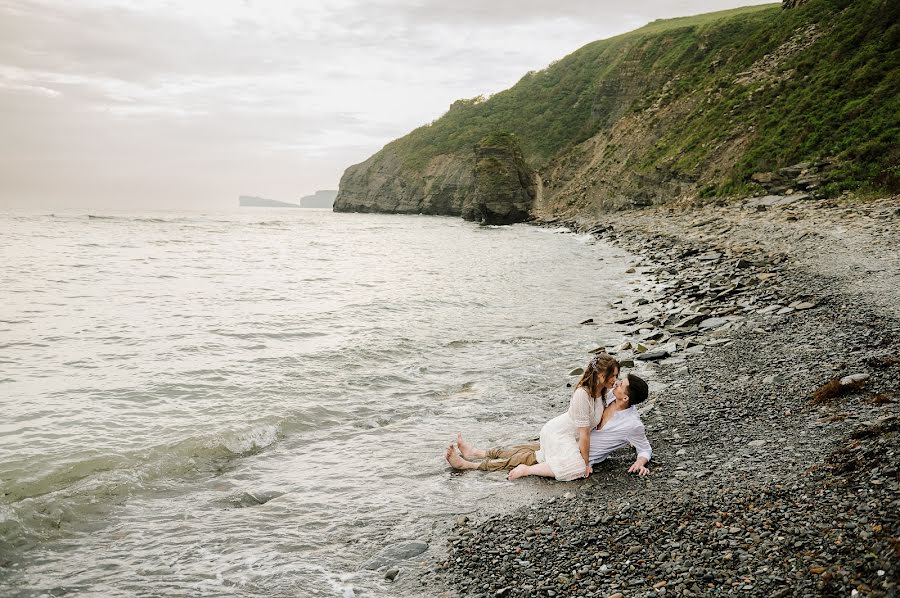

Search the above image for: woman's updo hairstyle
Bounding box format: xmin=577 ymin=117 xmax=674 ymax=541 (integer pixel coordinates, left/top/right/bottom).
xmin=575 ymin=353 xmax=619 ymax=399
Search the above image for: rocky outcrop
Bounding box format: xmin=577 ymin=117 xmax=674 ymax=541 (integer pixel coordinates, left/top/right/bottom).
xmin=750 ymin=159 xmax=833 ymax=195
xmin=333 ymin=151 xmax=472 ymax=216
xmin=463 ymin=133 xmax=536 ymax=225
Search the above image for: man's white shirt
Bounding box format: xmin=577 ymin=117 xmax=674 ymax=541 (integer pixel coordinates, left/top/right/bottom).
xmin=588 ymin=391 xmax=652 ymax=465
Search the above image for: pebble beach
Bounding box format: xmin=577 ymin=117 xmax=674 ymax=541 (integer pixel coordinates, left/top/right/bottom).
xmin=409 ymin=194 xmax=900 ymax=597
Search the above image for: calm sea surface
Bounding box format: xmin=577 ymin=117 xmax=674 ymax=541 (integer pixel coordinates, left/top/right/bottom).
xmin=0 ymin=208 xmax=642 ymax=597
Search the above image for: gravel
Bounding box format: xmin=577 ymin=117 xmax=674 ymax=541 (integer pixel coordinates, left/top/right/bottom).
xmin=419 ymin=195 xmax=899 ymax=597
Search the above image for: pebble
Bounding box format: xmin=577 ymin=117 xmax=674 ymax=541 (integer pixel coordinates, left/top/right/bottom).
xmin=699 ymin=317 xmax=729 ymax=329
xmin=636 ymin=349 xmax=670 ymax=361
xmin=840 ymin=373 xmax=869 ymax=385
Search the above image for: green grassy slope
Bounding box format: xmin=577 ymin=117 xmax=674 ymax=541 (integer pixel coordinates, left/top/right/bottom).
xmin=372 ymin=0 xmax=898 ymax=198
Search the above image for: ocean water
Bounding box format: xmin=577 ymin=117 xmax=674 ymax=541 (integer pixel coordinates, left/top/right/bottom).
xmin=0 ymin=209 xmax=642 ymax=597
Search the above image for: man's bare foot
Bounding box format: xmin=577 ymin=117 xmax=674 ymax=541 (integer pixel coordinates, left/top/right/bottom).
xmin=508 ymin=464 xmax=529 ymax=480
xmin=446 ymin=443 xmax=476 ymax=470
xmin=456 ymin=433 xmax=479 ymax=460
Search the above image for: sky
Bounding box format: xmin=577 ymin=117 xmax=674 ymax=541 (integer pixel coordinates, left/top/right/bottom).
xmin=0 ymin=0 xmax=775 ymax=210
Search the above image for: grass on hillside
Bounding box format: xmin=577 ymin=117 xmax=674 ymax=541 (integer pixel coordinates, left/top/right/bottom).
xmin=378 ymin=0 xmax=899 ymax=196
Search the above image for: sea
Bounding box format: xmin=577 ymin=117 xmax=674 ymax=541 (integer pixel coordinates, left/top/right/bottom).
xmin=0 ymin=208 xmax=643 ymax=597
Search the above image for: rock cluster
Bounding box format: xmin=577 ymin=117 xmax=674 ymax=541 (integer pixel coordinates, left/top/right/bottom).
xmin=750 ymin=160 xmax=832 ymax=196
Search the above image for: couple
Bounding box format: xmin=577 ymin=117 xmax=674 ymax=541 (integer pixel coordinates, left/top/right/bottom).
xmin=445 ymin=354 xmax=652 ymax=481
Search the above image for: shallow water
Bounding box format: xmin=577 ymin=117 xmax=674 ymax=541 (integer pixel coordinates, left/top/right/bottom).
xmin=0 ymin=208 xmax=642 ymax=596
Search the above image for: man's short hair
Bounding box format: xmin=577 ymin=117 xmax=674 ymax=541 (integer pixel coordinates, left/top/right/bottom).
xmin=626 ymin=374 xmax=649 ymax=406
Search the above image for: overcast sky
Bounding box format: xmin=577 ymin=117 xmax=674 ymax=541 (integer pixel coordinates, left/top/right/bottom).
xmin=0 ymin=0 xmax=774 ymax=210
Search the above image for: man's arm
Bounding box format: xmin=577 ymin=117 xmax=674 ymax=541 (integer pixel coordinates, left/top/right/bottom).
xmin=627 ymin=455 xmax=650 ymax=476
xmin=626 ymin=425 xmax=652 ymax=476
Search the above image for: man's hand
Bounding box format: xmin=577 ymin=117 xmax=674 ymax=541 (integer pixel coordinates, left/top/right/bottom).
xmin=583 ymin=463 xmax=593 ymax=478
xmin=628 ymin=461 xmax=650 ymax=476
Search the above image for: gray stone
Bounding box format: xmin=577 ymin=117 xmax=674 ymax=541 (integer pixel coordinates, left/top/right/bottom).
xmin=705 ymin=339 xmax=732 ymax=347
xmin=839 ymin=373 xmax=869 ymax=386
xmin=385 ymin=568 xmax=400 ymax=581
xmin=636 ymin=349 xmax=670 ymax=361
xmin=699 ymin=317 xmax=729 ymax=329
xmin=569 ymin=367 xmax=584 ymax=376
xmin=748 ymin=440 xmax=766 ymax=448
xmin=746 ymin=194 xmax=808 ymax=208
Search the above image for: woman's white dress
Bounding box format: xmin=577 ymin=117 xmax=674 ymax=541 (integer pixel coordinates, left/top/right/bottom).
xmin=535 ymin=387 xmax=602 ymax=481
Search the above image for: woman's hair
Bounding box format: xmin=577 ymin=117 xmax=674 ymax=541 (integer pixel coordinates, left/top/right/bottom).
xmin=575 ymin=353 xmax=619 ymax=399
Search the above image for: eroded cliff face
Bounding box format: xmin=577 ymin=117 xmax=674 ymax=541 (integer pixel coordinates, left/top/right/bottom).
xmin=333 ymin=151 xmax=472 ymax=216
xmin=534 ymin=91 xmax=709 ymax=219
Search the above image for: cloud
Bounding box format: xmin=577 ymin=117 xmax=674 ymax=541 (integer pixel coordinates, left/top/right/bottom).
xmin=0 ymin=0 xmax=775 ymax=208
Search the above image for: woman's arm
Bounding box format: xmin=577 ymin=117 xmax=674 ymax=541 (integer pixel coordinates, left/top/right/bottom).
xmin=578 ymin=426 xmax=592 ymax=477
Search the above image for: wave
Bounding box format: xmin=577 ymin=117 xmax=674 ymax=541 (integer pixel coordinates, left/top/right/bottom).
xmin=86 ymin=215 xmax=192 ymax=224
xmin=211 ymin=329 xmax=327 ymax=340
xmin=0 ymin=411 xmax=334 ymax=552
xmin=446 ymin=339 xmax=484 ymax=348
xmin=250 ymin=220 xmax=288 ymax=227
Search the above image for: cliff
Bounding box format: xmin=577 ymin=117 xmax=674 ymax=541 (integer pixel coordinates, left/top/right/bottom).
xmin=299 ymin=190 xmax=338 ymax=208
xmin=333 ymin=0 xmax=899 ymax=222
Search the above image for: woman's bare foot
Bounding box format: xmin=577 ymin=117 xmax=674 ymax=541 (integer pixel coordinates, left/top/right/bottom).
xmin=446 ymin=443 xmax=477 ymax=470
xmin=508 ymin=464 xmax=530 ymax=480
xmin=456 ymin=433 xmax=483 ymax=460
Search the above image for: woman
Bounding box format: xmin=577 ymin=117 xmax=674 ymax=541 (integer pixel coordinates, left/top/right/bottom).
xmin=446 ymin=353 xmax=619 ymax=481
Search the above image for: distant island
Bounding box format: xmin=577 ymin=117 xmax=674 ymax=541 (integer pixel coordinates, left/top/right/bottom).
xmin=299 ymin=190 xmax=338 ymax=208
xmin=239 ymin=195 xmax=299 ymax=208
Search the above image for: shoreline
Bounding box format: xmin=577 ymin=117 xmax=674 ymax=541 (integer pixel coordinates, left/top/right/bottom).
xmin=415 ymin=194 xmax=899 ymax=597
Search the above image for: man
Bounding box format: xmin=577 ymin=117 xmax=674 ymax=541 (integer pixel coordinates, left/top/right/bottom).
xmin=589 ymin=373 xmax=652 ymax=475
xmin=446 ymin=373 xmax=653 ymax=477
